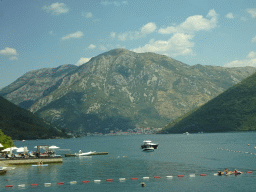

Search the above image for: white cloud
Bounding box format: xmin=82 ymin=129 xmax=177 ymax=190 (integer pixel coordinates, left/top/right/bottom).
xmin=42 ymin=3 xmax=69 ymax=15
xmin=82 ymin=12 xmax=93 ymax=18
xmin=141 ymin=22 xmax=157 ymax=34
xmin=76 ymin=57 xmax=91 ymax=66
xmin=117 ymin=22 xmax=156 ymax=41
xmin=224 ymin=51 xmax=256 ymax=67
xmin=61 ymin=31 xmax=84 ymax=40
xmin=88 ymin=44 xmax=96 ymax=49
xmin=226 ymin=13 xmax=234 ymax=19
xmin=9 ymin=56 xmax=18 ymax=61
xmin=132 ymin=33 xmax=194 ymax=57
xmin=247 ymin=51 xmax=256 ymax=59
xmin=252 ymin=36 xmax=256 ymax=43
xmin=100 ymin=45 xmax=107 ymax=51
xmin=158 ymin=9 xmax=218 ymax=34
xmin=110 ymin=32 xmax=116 ymax=38
xmin=247 ymin=8 xmax=256 ymax=18
xmin=0 ymin=47 xmax=18 ymax=55
xmin=101 ymin=1 xmax=128 ymax=6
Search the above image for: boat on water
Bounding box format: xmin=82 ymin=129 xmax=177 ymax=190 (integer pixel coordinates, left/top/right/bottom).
xmin=0 ymin=167 xmax=7 ymax=175
xmin=141 ymin=140 xmax=158 ymax=149
xmin=32 ymin=164 xmax=48 ymax=167
xmin=76 ymin=150 xmax=96 ymax=156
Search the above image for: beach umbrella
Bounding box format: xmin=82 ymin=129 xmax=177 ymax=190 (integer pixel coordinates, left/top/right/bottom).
xmin=49 ymin=145 xmax=59 ymax=152
xmin=2 ymin=148 xmax=11 ymax=152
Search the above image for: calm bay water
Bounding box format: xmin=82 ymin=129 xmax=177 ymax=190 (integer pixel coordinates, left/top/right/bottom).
xmin=1 ymin=132 xmax=256 ymax=191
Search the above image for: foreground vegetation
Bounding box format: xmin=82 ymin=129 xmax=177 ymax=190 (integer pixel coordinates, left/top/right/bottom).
xmin=161 ymin=72 xmax=256 ymax=133
xmin=0 ymin=96 xmax=70 ymax=140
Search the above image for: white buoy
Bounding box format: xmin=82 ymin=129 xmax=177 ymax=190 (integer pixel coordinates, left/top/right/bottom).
xmin=214 ymin=173 xmax=218 ymax=176
xmin=190 ymin=174 xmax=195 ymax=177
xmin=166 ymin=176 xmax=173 ymax=179
xmin=143 ymin=177 xmax=150 ymax=179
xmin=94 ymin=180 xmax=101 ymax=182
xmin=119 ymin=178 xmax=126 ymax=180
xmin=44 ymin=183 xmax=51 ymax=187
xmin=70 ymin=181 xmax=77 ymax=184
xmin=18 ymin=184 xmax=25 ymax=188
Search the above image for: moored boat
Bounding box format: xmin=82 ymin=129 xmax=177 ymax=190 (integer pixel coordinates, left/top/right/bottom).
xmin=141 ymin=140 xmax=158 ymax=149
xmin=75 ymin=150 xmax=96 ymax=156
xmin=0 ymin=167 xmax=7 ymax=175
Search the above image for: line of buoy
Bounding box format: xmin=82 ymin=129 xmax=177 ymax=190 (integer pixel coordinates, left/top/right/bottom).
xmin=217 ymin=148 xmax=256 ymax=155
xmin=4 ymin=172 xmax=254 ymax=188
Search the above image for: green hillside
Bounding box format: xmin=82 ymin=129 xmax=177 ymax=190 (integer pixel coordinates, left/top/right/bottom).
xmin=161 ymin=72 xmax=256 ymax=133
xmin=0 ymin=96 xmax=69 ymax=140
xmin=0 ymin=129 xmax=14 ymax=148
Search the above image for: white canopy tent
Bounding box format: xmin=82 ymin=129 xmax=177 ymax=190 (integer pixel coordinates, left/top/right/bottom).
xmin=1 ymin=147 xmax=19 ymax=154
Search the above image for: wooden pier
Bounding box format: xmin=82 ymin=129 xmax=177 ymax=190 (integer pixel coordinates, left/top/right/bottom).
xmin=0 ymin=157 xmax=62 ymax=165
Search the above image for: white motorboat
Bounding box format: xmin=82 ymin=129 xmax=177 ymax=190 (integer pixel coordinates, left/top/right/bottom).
xmin=141 ymin=140 xmax=158 ymax=149
xmin=76 ymin=150 xmax=96 ymax=156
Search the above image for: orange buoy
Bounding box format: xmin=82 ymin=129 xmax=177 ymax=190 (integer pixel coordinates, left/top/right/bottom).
xmin=247 ymin=171 xmax=252 ymax=173
xmin=106 ymin=179 xmax=113 ymax=182
xmin=200 ymin=174 xmax=207 ymax=176
xmin=57 ymin=182 xmax=64 ymax=185
xmin=178 ymin=175 xmax=184 ymax=177
xmin=82 ymin=180 xmax=89 ymax=183
xmin=131 ymin=178 xmax=138 ymax=180
xmin=31 ymin=184 xmax=38 ymax=186
xmin=154 ymin=176 xmax=161 ymax=179
xmin=5 ymin=185 xmax=13 ymax=187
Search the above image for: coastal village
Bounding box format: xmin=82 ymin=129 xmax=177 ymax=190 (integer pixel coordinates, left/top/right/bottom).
xmin=75 ymin=127 xmax=163 ymax=137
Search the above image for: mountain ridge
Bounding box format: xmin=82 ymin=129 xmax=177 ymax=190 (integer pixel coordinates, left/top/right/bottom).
xmin=1 ymin=48 xmax=256 ymax=134
xmin=161 ymin=72 xmax=256 ymax=133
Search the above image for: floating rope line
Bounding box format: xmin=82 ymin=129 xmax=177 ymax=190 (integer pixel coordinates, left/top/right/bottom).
xmin=3 ymin=172 xmax=253 ymax=188
xmin=217 ymin=148 xmax=256 ymax=155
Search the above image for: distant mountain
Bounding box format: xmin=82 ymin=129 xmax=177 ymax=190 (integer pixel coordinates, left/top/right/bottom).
xmin=0 ymin=96 xmax=69 ymax=140
xmin=161 ymin=72 xmax=256 ymax=133
xmin=1 ymin=48 xmax=256 ymax=134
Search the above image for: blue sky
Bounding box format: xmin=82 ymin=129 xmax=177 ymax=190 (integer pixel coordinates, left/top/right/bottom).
xmin=0 ymin=0 xmax=256 ymax=89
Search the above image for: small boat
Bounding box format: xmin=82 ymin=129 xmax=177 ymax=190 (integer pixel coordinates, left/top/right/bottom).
xmin=143 ymin=146 xmax=154 ymax=152
xmin=76 ymin=150 xmax=96 ymax=156
xmin=32 ymin=164 xmax=48 ymax=167
xmin=0 ymin=167 xmax=7 ymax=175
xmin=141 ymin=140 xmax=158 ymax=149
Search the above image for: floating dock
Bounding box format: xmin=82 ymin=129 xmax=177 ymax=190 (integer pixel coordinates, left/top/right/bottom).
xmin=65 ymin=152 xmax=108 ymax=157
xmin=0 ymin=157 xmax=62 ymax=165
